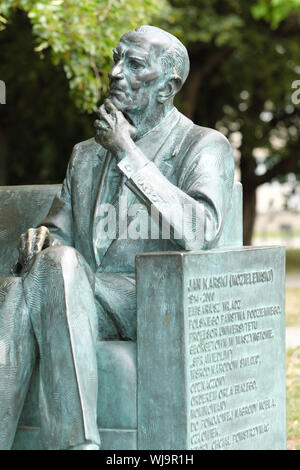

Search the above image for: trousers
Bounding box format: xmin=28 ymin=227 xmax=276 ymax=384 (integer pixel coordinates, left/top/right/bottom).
xmin=0 ymin=245 xmax=136 ymax=450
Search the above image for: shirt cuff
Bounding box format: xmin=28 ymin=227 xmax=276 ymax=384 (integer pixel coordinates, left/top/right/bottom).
xmin=117 ymin=154 xmax=149 ymax=179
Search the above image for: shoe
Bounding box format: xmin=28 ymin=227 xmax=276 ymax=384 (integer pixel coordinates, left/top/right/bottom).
xmin=68 ymin=441 xmax=100 ymax=450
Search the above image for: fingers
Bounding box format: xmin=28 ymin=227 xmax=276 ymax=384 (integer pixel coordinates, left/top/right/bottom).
xmin=35 ymin=226 xmax=50 ymax=253
xmin=18 ymin=226 xmax=50 ymax=267
xmin=95 ymin=104 xmax=116 ymax=137
xmin=25 ymin=228 xmax=36 ymax=259
xmin=104 ymin=99 xmax=126 ymax=125
xmin=104 ymin=98 xmax=118 ymax=114
xmin=97 ymin=104 xmax=114 ymax=126
xmin=105 ymin=99 xmax=132 ymax=134
xmin=94 ymin=98 xmax=136 ymax=150
xmin=94 ymin=120 xmax=109 ymax=132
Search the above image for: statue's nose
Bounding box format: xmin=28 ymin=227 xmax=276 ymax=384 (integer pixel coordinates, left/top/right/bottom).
xmin=109 ymin=60 xmax=124 ymax=80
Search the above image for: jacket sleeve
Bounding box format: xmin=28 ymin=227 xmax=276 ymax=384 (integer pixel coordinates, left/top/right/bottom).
xmin=118 ymin=132 xmax=234 ymax=250
xmin=178 ymin=133 xmax=235 ymax=248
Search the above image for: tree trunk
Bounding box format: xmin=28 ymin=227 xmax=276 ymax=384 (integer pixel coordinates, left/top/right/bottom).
xmin=180 ymin=63 xmax=203 ymax=119
xmin=240 ymin=147 xmax=258 ymax=245
xmin=242 ymin=185 xmax=257 ymax=246
xmin=179 ymin=47 xmax=234 ymax=119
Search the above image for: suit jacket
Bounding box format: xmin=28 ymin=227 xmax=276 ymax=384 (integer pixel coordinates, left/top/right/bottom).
xmin=42 ymin=107 xmax=235 ymax=276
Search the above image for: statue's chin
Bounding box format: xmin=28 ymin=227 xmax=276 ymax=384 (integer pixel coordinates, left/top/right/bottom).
xmin=108 ymin=93 xmax=148 ymax=120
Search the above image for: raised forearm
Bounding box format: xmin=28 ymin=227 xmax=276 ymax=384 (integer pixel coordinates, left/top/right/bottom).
xmin=94 ymin=99 xmax=218 ymax=249
xmin=117 ymin=149 xmax=208 ymax=250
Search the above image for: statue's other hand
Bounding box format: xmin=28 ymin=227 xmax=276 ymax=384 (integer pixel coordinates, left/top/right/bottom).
xmin=14 ymin=226 xmax=52 ymax=275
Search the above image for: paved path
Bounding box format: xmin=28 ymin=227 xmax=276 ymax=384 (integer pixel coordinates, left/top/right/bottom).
xmin=285 ymin=275 xmax=300 ymax=348
xmin=285 ymin=276 xmax=300 ymax=348
xmin=286 ymin=327 xmax=300 ymax=349
xmin=252 ymin=238 xmax=300 ymax=249
xmin=286 ymin=274 xmax=300 ymax=288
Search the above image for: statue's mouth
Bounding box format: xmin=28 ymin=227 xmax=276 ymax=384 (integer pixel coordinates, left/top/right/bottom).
xmin=109 ymin=87 xmax=125 ymax=96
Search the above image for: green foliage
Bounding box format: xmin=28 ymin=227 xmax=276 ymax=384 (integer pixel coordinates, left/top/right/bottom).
xmin=0 ymin=11 xmax=93 ymax=185
xmin=159 ymin=1 xmax=300 ymax=186
xmin=156 ymin=0 xmax=245 ymax=47
xmin=252 ymin=0 xmax=300 ymax=28
xmin=0 ymin=0 xmax=162 ymax=112
xmin=151 ymin=0 xmax=300 ymax=242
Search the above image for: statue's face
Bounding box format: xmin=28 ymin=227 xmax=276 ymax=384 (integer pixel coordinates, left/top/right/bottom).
xmin=108 ymin=32 xmax=169 ymax=113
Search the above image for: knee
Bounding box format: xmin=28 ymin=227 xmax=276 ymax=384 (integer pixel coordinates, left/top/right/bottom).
xmin=39 ymin=245 xmax=79 ymax=269
xmin=29 ymin=245 xmax=95 ymax=290
xmin=23 ymin=246 xmax=80 ymax=288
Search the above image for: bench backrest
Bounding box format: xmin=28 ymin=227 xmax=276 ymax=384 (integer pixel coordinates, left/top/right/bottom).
xmin=0 ymin=182 xmax=243 ymax=279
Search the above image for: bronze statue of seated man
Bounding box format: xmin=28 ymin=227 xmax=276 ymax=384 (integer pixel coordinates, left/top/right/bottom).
xmin=0 ymin=25 xmax=234 ymax=450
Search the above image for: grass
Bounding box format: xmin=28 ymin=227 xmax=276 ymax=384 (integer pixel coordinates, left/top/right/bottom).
xmin=285 ymin=249 xmax=300 ymax=450
xmin=285 ymin=249 xmax=300 ymax=327
xmin=287 ymin=347 xmax=300 ymax=450
xmin=286 ymin=249 xmax=300 ymax=274
xmin=254 ymin=231 xmax=300 ymax=239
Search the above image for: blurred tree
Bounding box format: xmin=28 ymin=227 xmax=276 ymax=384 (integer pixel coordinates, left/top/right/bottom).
xmin=252 ymin=0 xmax=300 ymax=28
xmin=0 ymin=0 xmax=161 ymax=112
xmin=1 ymin=0 xmax=300 ymax=244
xmin=0 ymin=0 xmax=160 ymax=184
xmin=0 ymin=11 xmax=93 ymax=185
xmin=158 ymin=0 xmax=300 ymax=244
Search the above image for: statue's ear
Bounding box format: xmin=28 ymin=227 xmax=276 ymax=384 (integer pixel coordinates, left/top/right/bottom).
xmin=158 ymin=76 xmax=182 ymax=103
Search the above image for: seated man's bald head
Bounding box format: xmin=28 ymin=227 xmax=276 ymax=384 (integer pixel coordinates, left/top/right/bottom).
xmin=120 ymin=25 xmax=190 ymax=90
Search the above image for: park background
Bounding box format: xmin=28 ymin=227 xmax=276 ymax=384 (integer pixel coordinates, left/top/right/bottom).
xmin=0 ymin=0 xmax=300 ymax=450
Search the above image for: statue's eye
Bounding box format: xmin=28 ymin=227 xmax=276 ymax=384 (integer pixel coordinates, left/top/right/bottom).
xmin=129 ymin=59 xmax=144 ymax=70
